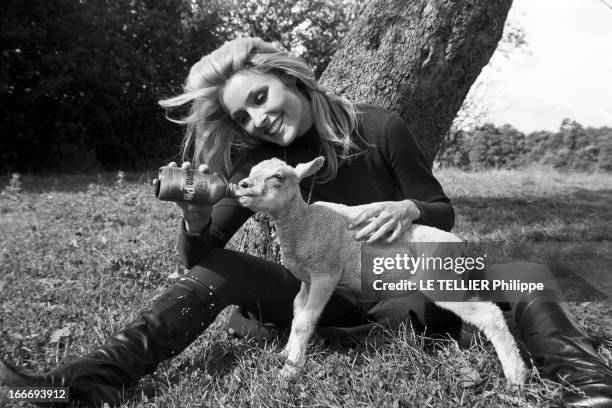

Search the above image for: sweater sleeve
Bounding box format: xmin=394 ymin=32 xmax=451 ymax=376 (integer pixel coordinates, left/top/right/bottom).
xmin=383 ymin=113 xmax=455 ymax=231
xmin=177 ymin=158 xmax=254 ymax=269
xmin=177 ymin=198 xmax=253 ymax=269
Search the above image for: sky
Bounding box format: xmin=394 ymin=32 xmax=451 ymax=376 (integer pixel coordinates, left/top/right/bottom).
xmin=478 ymin=0 xmax=612 ymax=133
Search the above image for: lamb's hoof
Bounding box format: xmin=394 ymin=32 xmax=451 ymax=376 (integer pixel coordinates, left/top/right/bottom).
xmin=279 ymin=347 xmax=291 ymax=359
xmin=280 ymin=363 xmax=300 ymax=379
xmin=506 ymin=362 xmax=529 ymax=387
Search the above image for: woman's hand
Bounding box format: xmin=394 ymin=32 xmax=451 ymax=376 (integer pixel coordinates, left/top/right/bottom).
xmin=348 ymin=200 xmax=421 ymax=243
xmin=166 ymin=161 xmax=213 ymax=233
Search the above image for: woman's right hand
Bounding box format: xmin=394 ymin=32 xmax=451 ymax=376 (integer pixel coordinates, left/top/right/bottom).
xmin=166 ymin=161 xmax=213 ymax=233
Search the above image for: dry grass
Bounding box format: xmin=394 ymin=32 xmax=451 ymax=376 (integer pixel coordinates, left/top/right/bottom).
xmin=0 ymin=165 xmax=610 ymax=407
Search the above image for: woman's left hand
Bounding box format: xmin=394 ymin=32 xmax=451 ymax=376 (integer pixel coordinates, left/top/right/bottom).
xmin=348 ymin=200 xmax=421 ymax=243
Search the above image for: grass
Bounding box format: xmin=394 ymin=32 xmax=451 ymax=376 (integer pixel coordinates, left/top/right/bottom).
xmin=0 ymin=165 xmax=611 ymax=407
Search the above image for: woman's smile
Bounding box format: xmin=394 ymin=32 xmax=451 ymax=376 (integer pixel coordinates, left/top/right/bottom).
xmin=266 ymin=114 xmax=283 ymax=136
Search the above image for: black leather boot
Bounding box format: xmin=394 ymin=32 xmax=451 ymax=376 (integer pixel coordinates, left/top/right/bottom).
xmin=0 ymin=276 xmax=217 ymax=407
xmin=515 ymin=289 xmax=612 ymax=407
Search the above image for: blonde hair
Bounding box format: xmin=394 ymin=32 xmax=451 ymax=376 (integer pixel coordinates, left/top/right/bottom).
xmin=159 ymin=37 xmax=360 ymax=182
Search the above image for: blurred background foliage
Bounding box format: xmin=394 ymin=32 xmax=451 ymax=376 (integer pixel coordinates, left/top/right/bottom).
xmin=1 ymin=0 xmax=609 ymax=174
xmin=437 ymin=121 xmax=612 ymax=172
xmin=0 ymin=0 xmax=358 ymax=172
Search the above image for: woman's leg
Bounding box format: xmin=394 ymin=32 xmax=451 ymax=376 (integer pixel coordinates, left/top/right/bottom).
xmin=187 ymin=248 xmax=364 ymax=328
xmin=480 ymin=262 xmax=612 ymax=407
xmin=309 ymin=294 xmax=462 ymax=345
xmin=1 ymin=270 xmax=216 ymax=406
xmin=0 ymin=248 xmax=363 ymax=406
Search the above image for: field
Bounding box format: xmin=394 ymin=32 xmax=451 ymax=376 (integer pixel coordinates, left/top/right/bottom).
xmin=1 ymin=166 xmax=611 ymax=407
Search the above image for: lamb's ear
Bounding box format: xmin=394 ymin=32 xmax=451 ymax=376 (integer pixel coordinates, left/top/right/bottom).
xmin=294 ymin=156 xmax=325 ymax=181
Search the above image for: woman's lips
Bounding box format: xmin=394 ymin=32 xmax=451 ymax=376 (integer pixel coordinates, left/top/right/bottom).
xmin=266 ymin=114 xmax=283 ymax=135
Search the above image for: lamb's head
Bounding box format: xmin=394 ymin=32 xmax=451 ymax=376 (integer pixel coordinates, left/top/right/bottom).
xmin=235 ymin=156 xmax=324 ymax=216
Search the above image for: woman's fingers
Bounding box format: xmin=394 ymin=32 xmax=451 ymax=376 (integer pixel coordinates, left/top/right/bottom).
xmin=384 ymin=221 xmax=404 ymax=243
xmin=353 ymin=218 xmax=379 ymax=240
xmin=348 ymin=206 xmax=379 ymax=229
xmin=354 ymin=212 xmax=393 ymax=241
xmin=348 ymin=201 xmax=415 ymax=243
xmin=166 ymin=161 xmax=209 ymax=172
xmin=366 ymin=218 xmax=397 ymax=243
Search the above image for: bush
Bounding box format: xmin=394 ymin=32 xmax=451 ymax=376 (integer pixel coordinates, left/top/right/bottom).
xmin=1 ymin=0 xmax=226 ymax=172
xmin=437 ymin=121 xmax=612 ymax=172
xmin=2 ymin=0 xmax=358 ymax=173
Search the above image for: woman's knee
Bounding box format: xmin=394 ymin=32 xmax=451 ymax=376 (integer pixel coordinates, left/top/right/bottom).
xmin=189 ymin=247 xmax=288 ymax=280
xmin=185 ymin=247 xmax=299 ymax=314
xmin=187 ymin=248 xmax=257 ymax=287
xmin=192 ymin=247 xmax=238 ymax=273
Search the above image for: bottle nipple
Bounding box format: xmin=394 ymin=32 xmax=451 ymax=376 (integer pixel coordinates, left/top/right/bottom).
xmin=225 ymin=183 xmax=239 ymax=198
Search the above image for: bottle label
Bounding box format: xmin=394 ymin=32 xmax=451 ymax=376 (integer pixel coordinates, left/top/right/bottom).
xmin=181 ymin=169 xmax=208 ymax=202
xmin=183 ymin=169 xmax=195 ymax=201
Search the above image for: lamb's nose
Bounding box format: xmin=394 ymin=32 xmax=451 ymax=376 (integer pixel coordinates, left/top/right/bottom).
xmin=239 ymin=180 xmax=251 ymax=188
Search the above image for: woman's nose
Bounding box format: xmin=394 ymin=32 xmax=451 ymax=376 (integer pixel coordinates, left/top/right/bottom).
xmin=252 ymin=111 xmax=268 ymax=129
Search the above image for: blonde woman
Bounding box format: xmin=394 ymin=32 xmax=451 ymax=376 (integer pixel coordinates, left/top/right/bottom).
xmin=2 ymin=38 xmax=610 ymax=407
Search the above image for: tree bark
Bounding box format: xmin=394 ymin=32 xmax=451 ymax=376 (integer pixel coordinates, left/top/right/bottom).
xmin=237 ymin=0 xmax=513 ymax=262
xmin=320 ymin=0 xmax=513 ymax=165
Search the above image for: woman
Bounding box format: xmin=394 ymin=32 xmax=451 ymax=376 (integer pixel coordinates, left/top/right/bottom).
xmin=1 ymin=37 xmax=611 ymax=407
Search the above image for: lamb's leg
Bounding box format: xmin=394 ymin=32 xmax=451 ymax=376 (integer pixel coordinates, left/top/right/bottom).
xmin=281 ymin=281 xmax=309 ymax=359
xmin=436 ymin=301 xmax=528 ymax=385
xmin=281 ymin=276 xmax=337 ymax=378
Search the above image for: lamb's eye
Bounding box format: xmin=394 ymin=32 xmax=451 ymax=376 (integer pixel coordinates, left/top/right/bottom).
xmin=236 ymin=114 xmax=249 ymax=127
xmin=273 ymin=174 xmax=284 ymax=181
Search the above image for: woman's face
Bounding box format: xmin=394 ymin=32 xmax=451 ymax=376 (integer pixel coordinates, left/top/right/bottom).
xmin=221 ymin=72 xmax=313 ymax=146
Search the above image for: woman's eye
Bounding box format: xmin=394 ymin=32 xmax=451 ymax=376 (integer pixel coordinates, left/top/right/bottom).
xmin=254 ymin=90 xmax=267 ymax=105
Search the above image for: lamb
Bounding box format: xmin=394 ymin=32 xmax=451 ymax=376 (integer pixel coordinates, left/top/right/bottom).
xmin=234 ymin=156 xmax=528 ymax=384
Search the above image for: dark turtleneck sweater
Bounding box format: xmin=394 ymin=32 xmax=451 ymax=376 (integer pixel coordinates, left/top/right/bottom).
xmin=179 ymin=105 xmax=455 ymax=268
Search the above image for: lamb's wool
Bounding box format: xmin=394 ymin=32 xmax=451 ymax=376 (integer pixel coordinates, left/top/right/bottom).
xmin=235 ymin=157 xmax=527 ymax=384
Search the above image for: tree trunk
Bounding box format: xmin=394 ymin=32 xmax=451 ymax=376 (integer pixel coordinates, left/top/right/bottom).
xmin=320 ymin=0 xmax=513 ymax=165
xmin=235 ymin=0 xmax=513 ymax=262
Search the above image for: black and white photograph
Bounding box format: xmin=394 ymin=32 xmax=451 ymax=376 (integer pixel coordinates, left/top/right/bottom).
xmin=1 ymin=0 xmax=611 ymax=407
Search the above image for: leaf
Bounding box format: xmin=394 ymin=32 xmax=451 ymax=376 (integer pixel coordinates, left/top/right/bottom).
xmin=8 ymin=332 xmax=24 ymax=341
xmin=38 ymin=278 xmax=64 ymax=287
xmin=107 ymin=258 xmax=121 ymax=272
xmin=368 ymin=357 xmax=383 ymax=370
xmin=457 ymin=365 xmax=483 ymax=388
xmin=49 ymin=324 xmax=74 ymax=344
